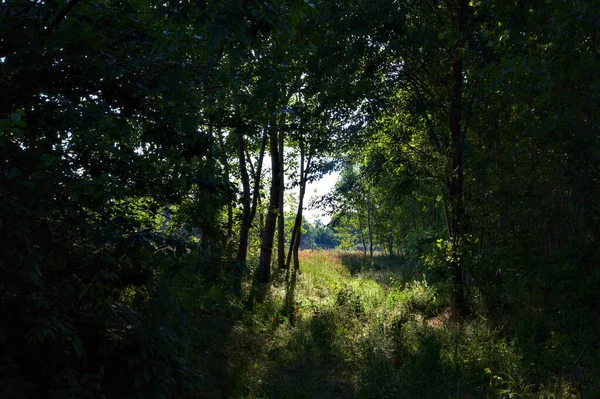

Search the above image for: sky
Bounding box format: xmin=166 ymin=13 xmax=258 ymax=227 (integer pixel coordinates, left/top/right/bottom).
xmin=260 ymin=153 xmax=340 ymax=225
xmin=304 ymin=170 xmax=339 ymax=224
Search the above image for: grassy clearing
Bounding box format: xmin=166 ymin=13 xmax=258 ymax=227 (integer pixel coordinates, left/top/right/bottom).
xmin=183 ymin=250 xmax=593 ymax=398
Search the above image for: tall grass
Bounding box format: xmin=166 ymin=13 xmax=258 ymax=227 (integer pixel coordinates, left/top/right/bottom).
xmin=181 ymin=250 xmax=592 ymax=398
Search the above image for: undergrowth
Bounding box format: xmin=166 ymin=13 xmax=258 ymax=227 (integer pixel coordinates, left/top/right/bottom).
xmin=179 ymin=250 xmax=597 ymax=399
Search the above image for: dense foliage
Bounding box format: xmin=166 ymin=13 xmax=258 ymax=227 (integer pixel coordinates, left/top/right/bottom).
xmin=1 ymin=0 xmax=598 ymax=397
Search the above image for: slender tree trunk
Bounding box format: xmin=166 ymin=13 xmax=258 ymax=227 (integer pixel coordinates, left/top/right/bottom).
xmin=287 ymin=213 xmax=300 ymax=270
xmin=235 ymin=132 xmax=251 ymax=292
xmin=249 ymin=127 xmax=268 ymax=222
xmin=277 ymin=124 xmax=286 ymax=269
xmin=275 ymin=88 xmax=297 ymax=270
xmin=294 ymin=157 xmax=309 ymax=271
xmin=216 ymin=128 xmax=233 ymax=240
xmin=288 ymin=145 xmax=310 ymax=271
xmin=447 ymin=0 xmax=468 ymax=314
xmin=367 ymin=186 xmax=374 ymax=257
xmin=358 ymin=214 xmax=367 ymax=257
xmin=258 ymin=195 xmax=264 ymax=238
xmin=293 ymin=230 xmax=301 ymax=270
xmin=286 ymin=204 xmax=301 ymax=268
xmin=258 ymin=126 xmax=281 ymax=283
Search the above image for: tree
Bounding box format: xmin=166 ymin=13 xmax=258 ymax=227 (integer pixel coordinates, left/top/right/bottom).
xmin=0 ymin=0 xmax=304 ymax=394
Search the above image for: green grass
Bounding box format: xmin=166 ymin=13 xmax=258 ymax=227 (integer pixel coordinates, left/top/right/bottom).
xmin=181 ymin=250 xmax=592 ymax=398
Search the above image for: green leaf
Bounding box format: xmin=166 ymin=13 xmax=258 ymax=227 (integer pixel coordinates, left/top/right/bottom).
xmin=41 ymin=154 xmax=56 ymax=167
xmin=10 ymin=113 xmax=21 ymax=122
xmin=0 ymin=119 xmax=12 ymax=131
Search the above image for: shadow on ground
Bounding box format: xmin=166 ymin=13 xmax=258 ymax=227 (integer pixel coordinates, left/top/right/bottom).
xmin=338 ymin=252 xmax=405 ymax=273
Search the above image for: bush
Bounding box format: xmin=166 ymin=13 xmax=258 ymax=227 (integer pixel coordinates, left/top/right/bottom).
xmin=386 ymin=273 xmax=444 ymax=317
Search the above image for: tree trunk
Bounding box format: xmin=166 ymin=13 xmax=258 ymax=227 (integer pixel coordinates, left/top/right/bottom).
xmin=235 ymin=131 xmax=251 ymax=292
xmin=277 ymin=124 xmax=286 ymax=269
xmin=235 ymin=125 xmax=268 ymax=292
xmin=216 ymin=128 xmax=233 ymax=240
xmin=286 ymin=142 xmax=311 ymax=270
xmin=258 ymin=126 xmax=281 ymax=283
xmin=249 ymin=127 xmax=268 ymax=223
xmin=258 ymin=194 xmax=264 ymax=238
xmin=287 ymin=212 xmax=300 ymax=270
xmin=358 ymin=213 xmax=367 ymax=257
xmin=447 ymin=0 xmax=468 ymax=315
xmin=292 ymin=148 xmax=311 ymax=271
xmin=367 ymin=185 xmax=374 ymax=257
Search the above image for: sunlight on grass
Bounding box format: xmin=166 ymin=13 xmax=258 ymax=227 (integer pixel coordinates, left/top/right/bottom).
xmin=187 ymin=250 xmax=584 ymax=399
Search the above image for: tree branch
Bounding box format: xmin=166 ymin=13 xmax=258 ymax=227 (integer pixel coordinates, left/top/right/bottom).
xmin=46 ymin=0 xmax=82 ymax=35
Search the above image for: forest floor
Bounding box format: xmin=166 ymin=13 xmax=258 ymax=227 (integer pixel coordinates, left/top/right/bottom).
xmin=184 ymin=250 xmax=591 ymax=399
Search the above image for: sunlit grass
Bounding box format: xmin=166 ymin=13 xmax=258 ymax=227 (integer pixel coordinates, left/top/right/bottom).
xmin=184 ymin=250 xmax=585 ymax=398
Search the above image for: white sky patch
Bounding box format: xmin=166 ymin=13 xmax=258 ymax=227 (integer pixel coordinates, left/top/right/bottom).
xmin=305 ymin=170 xmax=339 ymax=224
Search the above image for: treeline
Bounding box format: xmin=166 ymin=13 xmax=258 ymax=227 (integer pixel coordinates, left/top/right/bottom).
xmin=298 ymin=219 xmax=340 ymax=250
xmin=1 ymin=0 xmax=599 ymax=397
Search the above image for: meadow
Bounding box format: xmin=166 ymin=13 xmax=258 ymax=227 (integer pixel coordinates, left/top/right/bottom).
xmin=180 ymin=250 xmax=595 ymax=398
